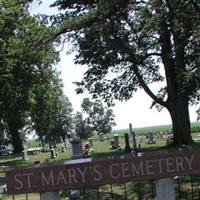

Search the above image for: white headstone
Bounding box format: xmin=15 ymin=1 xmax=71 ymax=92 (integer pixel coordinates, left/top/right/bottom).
xmin=22 ymin=147 xmax=28 ymax=161
xmin=114 ymin=134 xmax=119 ymax=149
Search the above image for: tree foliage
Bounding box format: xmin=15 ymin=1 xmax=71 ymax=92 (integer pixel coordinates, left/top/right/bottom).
xmin=0 ymin=0 xmax=60 ymax=152
xmin=52 ymin=0 xmax=200 ymax=145
xmin=73 ymin=111 xmax=93 ymax=140
xmin=81 ymin=98 xmax=116 ymax=135
xmin=31 ymin=70 xmax=73 ymax=146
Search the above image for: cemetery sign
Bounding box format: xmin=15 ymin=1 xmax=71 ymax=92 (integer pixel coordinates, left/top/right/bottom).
xmin=5 ymin=149 xmax=200 ymax=194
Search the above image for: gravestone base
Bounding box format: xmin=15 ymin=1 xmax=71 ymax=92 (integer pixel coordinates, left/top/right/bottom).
xmin=71 ymin=154 xmax=83 ymax=159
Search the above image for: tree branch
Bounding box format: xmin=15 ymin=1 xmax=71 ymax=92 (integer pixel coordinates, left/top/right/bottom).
xmin=132 ymin=65 xmax=167 ymax=107
xmin=53 ymin=9 xmax=99 ymax=39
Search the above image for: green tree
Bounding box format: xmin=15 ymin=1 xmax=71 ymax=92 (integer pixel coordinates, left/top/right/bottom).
xmin=0 ymin=0 xmax=59 ymax=152
xmin=31 ymin=70 xmax=73 ymax=148
xmin=52 ymin=0 xmax=200 ymax=145
xmin=81 ymin=98 xmax=116 ymax=135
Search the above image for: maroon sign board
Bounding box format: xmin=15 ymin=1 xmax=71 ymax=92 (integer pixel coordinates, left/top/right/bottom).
xmin=5 ymin=149 xmax=200 ymax=194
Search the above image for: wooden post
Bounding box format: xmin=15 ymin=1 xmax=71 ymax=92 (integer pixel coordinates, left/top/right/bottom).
xmin=156 ymin=178 xmax=175 ymax=200
xmin=129 ymin=123 xmax=137 ymax=151
xmin=40 ymin=191 xmax=59 ymax=200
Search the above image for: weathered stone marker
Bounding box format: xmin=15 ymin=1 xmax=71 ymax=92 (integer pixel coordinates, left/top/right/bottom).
xmin=99 ymin=133 xmax=104 ymax=142
xmin=88 ymin=137 xmax=93 ymax=147
xmin=70 ymin=136 xmax=82 ymax=199
xmin=156 ymin=178 xmax=175 ymax=200
xmin=50 ymin=148 xmax=57 ymax=159
xmin=22 ymin=146 xmax=28 ymax=161
xmin=147 ymin=132 xmax=156 ymax=144
xmin=114 ymin=134 xmax=119 ymax=149
xmin=129 ymin=123 xmax=137 ymax=151
xmin=70 ymin=136 xmax=83 ymax=159
xmin=40 ymin=191 xmax=59 ymax=200
xmin=124 ymin=133 xmax=131 ymax=153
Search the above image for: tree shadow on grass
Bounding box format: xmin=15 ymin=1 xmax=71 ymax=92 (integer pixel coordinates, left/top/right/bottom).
xmin=0 ymin=153 xmax=27 ymax=170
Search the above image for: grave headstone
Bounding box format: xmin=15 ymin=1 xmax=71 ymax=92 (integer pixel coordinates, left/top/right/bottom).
xmin=40 ymin=191 xmax=59 ymax=200
xmin=110 ymin=139 xmax=115 ymax=149
xmin=129 ymin=123 xmax=137 ymax=151
xmin=114 ymin=134 xmax=119 ymax=149
xmin=156 ymin=178 xmax=175 ymax=200
xmin=61 ymin=144 xmax=66 ymax=153
xmin=70 ymin=136 xmax=83 ymax=159
xmin=70 ymin=190 xmax=80 ymax=199
xmin=147 ymin=132 xmax=156 ymax=144
xmin=50 ymin=148 xmax=57 ymax=159
xmin=99 ymin=133 xmax=104 ymax=142
xmin=124 ymin=133 xmax=131 ymax=153
xmin=70 ymin=136 xmax=82 ymax=199
xmin=22 ymin=146 xmax=28 ymax=161
xmin=88 ymin=137 xmax=93 ymax=147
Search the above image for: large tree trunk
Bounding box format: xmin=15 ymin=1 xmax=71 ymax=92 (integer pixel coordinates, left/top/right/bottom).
xmin=10 ymin=128 xmax=23 ymax=153
xmin=167 ymin=96 xmax=193 ymax=146
xmin=8 ymin=121 xmax=23 ymax=153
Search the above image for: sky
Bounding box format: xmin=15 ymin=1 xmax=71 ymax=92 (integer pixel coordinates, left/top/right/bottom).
xmin=30 ymin=0 xmax=199 ymax=130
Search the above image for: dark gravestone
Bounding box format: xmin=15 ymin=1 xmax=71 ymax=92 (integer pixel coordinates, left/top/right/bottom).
xmin=124 ymin=133 xmax=131 ymax=153
xmin=129 ymin=123 xmax=137 ymax=151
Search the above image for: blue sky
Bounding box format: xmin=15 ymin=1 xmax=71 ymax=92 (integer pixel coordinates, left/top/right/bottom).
xmin=30 ymin=0 xmax=199 ymax=130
